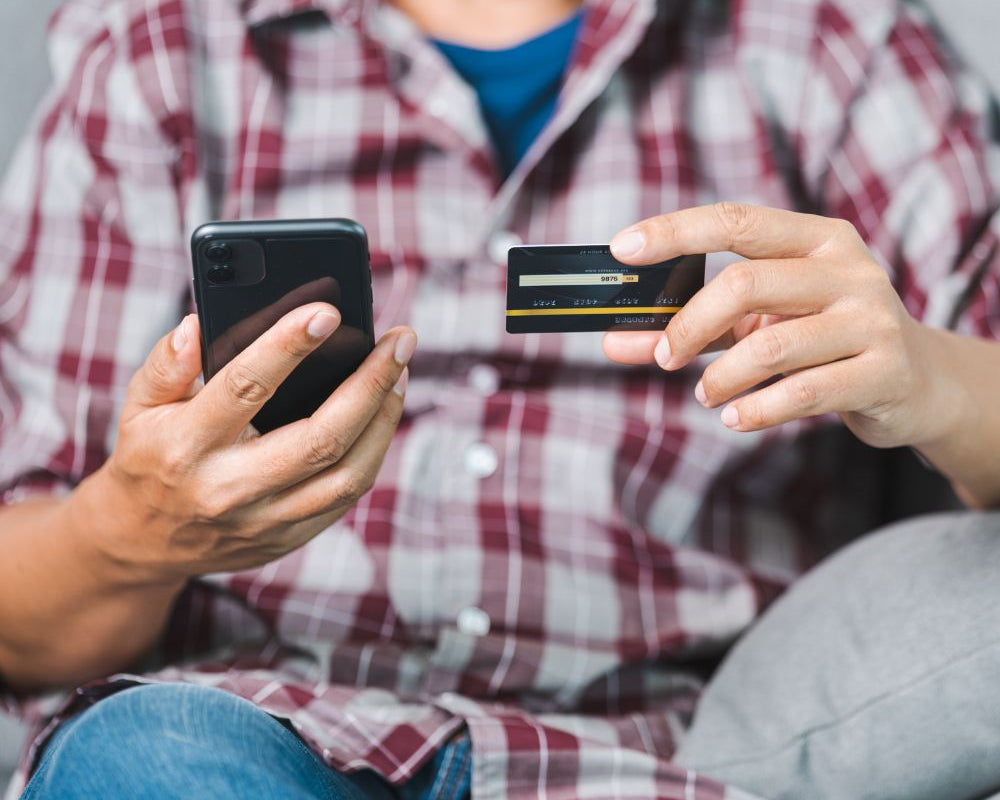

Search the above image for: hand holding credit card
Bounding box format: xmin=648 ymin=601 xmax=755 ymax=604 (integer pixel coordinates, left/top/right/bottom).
xmin=506 ymin=245 xmax=705 ymax=333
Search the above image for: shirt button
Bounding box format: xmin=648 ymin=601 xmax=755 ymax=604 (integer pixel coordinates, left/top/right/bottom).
xmin=428 ymin=96 xmax=450 ymax=120
xmin=456 ymin=607 xmax=492 ymax=637
xmin=468 ymin=363 xmax=501 ymax=397
xmin=464 ymin=442 xmax=499 ymax=479
xmin=488 ymin=230 xmax=523 ymax=265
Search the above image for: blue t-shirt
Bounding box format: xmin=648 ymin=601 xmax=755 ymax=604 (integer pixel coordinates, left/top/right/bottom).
xmin=433 ymin=11 xmax=584 ymax=177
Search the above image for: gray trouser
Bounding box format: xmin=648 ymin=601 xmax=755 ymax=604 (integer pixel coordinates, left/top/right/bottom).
xmin=673 ymin=512 xmax=1000 ymax=800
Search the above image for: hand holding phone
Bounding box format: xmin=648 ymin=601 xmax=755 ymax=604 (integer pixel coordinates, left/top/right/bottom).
xmin=85 ymin=220 xmax=416 ymax=581
xmin=96 ymin=300 xmax=415 ymax=580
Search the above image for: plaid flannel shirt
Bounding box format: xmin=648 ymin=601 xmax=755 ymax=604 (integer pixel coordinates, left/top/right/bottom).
xmin=1 ymin=0 xmax=999 ymax=797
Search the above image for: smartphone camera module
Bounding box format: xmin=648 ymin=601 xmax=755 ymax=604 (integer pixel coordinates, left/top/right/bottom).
xmin=206 ymin=242 xmax=233 ymax=264
xmin=199 ymin=237 xmax=266 ymax=287
xmin=205 ymin=241 xmax=236 ymax=283
xmin=207 ymin=264 xmax=235 ymax=284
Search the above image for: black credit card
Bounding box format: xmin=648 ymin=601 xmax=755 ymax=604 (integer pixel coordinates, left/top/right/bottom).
xmin=506 ymin=245 xmax=705 ymax=333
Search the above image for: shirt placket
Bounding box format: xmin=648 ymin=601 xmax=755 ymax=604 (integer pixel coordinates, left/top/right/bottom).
xmin=358 ymin=0 xmax=663 ymax=695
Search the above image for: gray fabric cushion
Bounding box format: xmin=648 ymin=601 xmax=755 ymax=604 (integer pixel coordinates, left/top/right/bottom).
xmin=674 ymin=512 xmax=1000 ymax=800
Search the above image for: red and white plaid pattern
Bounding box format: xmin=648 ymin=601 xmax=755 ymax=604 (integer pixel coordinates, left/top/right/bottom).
xmin=2 ymin=0 xmax=998 ymax=797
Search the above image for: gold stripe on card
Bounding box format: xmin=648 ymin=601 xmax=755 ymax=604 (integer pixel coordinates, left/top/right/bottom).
xmin=506 ymin=307 xmax=682 ymax=317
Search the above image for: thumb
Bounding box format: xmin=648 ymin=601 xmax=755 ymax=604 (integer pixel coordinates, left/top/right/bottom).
xmin=127 ymin=314 xmax=203 ymax=409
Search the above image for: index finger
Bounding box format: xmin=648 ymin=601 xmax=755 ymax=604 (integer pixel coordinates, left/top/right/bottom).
xmin=609 ymin=203 xmax=848 ymax=265
xmin=210 ymin=278 xmax=342 ymax=368
xmin=187 ymin=302 xmax=342 ymax=448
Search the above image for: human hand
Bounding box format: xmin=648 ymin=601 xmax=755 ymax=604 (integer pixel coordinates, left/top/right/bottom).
xmin=91 ymin=304 xmax=415 ymax=579
xmin=603 ymin=203 xmax=958 ymax=450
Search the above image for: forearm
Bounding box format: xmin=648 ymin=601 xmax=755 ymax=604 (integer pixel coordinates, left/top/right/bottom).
xmin=0 ymin=470 xmax=186 ymax=694
xmin=913 ymin=327 xmax=1000 ymax=510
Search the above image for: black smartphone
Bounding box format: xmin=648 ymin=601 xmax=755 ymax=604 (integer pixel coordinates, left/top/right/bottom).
xmin=191 ymin=218 xmax=375 ymax=433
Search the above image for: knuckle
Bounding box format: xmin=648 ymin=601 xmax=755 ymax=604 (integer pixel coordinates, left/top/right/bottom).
xmin=223 ymin=363 xmax=272 ymax=408
xmin=823 ymin=218 xmax=862 ymax=253
xmin=650 ymin=213 xmax=680 ymax=245
xmin=748 ymin=327 xmax=786 ymax=370
xmin=363 ymin=369 xmax=397 ymax=402
xmin=832 ymin=217 xmax=860 ymax=240
xmin=304 ymin=428 xmax=352 ymax=468
xmin=874 ymin=309 xmax=904 ymax=341
xmin=866 ymin=264 xmax=897 ymax=296
xmin=713 ymin=201 xmax=757 ymax=243
xmin=846 ymin=254 xmax=881 ymax=280
xmin=722 ymin=261 xmax=758 ymax=303
xmin=841 ymin=261 xmax=897 ymax=315
xmin=159 ymin=439 xmax=193 ymax=480
xmin=338 ymin=468 xmax=375 ymax=504
xmin=191 ymin=486 xmax=235 ymax=521
xmin=379 ymin=392 xmax=405 ymax=426
xmin=142 ymin=352 xmax=174 ymax=392
xmin=279 ymin=329 xmax=318 ymax=360
xmin=852 ymin=290 xmax=902 ymax=338
xmin=788 ymin=378 xmax=819 ymax=412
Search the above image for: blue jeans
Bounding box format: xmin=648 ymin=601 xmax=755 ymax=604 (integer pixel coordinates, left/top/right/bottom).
xmin=20 ymin=683 xmax=472 ymax=800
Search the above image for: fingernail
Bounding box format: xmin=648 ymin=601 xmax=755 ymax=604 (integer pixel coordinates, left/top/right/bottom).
xmin=610 ymin=230 xmax=645 ymax=260
xmin=171 ymin=316 xmax=190 ymax=353
xmin=307 ymin=311 xmax=340 ymax=339
xmin=393 ymin=367 xmax=409 ymax=397
xmin=721 ymin=405 xmax=740 ymax=429
xmin=695 ymin=380 xmax=707 ymax=406
xmin=654 ymin=336 xmax=672 ymax=370
xmin=394 ymin=331 xmax=417 ymax=366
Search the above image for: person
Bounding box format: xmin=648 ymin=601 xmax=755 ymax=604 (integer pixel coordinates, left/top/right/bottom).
xmin=0 ymin=0 xmax=998 ymax=797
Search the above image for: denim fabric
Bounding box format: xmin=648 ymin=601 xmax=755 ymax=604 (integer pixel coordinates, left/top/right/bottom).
xmin=399 ymin=729 xmax=472 ymax=800
xmin=20 ymin=683 xmax=470 ymax=800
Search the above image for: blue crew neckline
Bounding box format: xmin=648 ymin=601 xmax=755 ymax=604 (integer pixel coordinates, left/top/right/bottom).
xmin=432 ymin=11 xmax=585 ymax=76
xmin=432 ymin=10 xmax=585 ymax=177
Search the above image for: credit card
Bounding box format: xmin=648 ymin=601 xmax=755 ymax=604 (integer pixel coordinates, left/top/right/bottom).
xmin=506 ymin=245 xmax=705 ymax=333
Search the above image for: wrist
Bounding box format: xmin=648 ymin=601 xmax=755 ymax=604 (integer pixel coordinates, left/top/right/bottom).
xmin=904 ymin=324 xmax=975 ymax=451
xmin=66 ymin=466 xmax=189 ymax=592
xmin=904 ymin=325 xmax=1000 ymax=507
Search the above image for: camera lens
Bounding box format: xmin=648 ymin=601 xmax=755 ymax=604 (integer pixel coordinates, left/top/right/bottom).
xmin=206 ymin=242 xmax=233 ymax=264
xmin=207 ymin=264 xmax=235 ymax=284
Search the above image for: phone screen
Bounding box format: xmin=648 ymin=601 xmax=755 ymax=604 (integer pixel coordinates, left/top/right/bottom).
xmin=192 ymin=221 xmax=374 ymax=433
